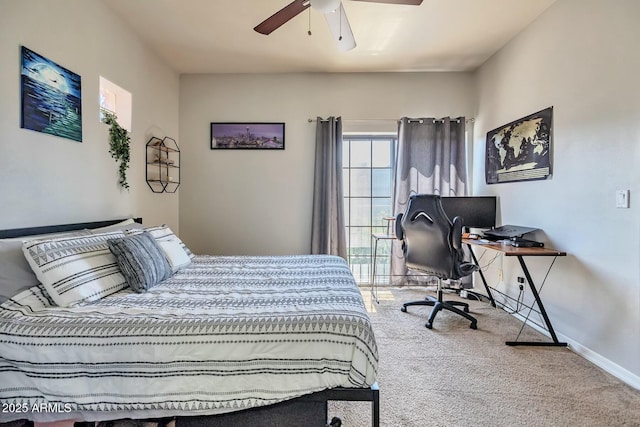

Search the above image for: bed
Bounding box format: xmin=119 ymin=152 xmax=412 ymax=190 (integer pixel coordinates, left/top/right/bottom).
xmin=0 ymin=219 xmax=379 ymax=426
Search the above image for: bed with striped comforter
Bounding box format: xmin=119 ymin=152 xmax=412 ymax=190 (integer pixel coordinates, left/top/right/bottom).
xmin=0 ymin=255 xmax=378 ymax=423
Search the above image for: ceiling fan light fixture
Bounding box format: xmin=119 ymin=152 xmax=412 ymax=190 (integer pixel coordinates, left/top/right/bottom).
xmin=311 ymin=0 xmax=341 ymax=14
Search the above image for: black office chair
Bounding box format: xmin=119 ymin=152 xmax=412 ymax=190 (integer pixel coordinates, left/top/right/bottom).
xmin=396 ymin=194 xmax=479 ymax=329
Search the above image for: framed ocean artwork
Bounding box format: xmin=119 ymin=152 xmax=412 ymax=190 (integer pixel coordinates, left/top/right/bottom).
xmin=20 ymin=46 xmax=82 ymax=142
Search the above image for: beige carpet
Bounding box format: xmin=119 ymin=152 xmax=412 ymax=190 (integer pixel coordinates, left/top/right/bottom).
xmin=329 ymin=287 xmax=640 ymax=427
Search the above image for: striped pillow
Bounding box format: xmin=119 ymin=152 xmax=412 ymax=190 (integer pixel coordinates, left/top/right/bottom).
xmin=22 ymin=231 xmax=128 ymax=307
xmin=107 ymin=232 xmax=172 ymax=293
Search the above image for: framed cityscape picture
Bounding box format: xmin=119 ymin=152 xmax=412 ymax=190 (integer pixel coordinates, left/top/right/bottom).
xmin=20 ymin=46 xmax=82 ymax=142
xmin=210 ymin=122 xmax=285 ymax=150
xmin=485 ymin=107 xmax=552 ymax=184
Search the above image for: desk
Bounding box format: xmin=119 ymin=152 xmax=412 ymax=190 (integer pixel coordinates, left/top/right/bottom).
xmin=463 ymin=239 xmax=567 ymax=347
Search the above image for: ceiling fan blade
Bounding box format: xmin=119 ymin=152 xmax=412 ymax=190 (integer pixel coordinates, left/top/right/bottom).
xmin=254 ymin=0 xmax=310 ymax=35
xmin=324 ymin=3 xmax=356 ymax=52
xmin=350 ymin=0 xmax=423 ymax=5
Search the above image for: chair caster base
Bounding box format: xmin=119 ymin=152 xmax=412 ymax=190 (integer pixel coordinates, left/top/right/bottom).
xmin=401 ymin=296 xmax=478 ymax=330
xmin=328 ymin=416 xmax=342 ymax=427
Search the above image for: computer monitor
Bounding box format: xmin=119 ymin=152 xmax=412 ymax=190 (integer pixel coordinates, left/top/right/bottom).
xmin=440 ymin=196 xmax=497 ymax=230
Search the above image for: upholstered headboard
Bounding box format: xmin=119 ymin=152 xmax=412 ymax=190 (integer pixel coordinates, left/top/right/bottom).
xmin=0 ymin=218 xmax=143 ymax=239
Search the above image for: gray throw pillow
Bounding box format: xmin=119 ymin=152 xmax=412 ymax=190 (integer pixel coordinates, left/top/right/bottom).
xmin=107 ymin=232 xmax=172 ymax=293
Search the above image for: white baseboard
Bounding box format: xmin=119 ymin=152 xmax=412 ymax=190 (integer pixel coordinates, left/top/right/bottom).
xmin=567 ymin=338 xmax=640 ymax=390
xmin=508 ymin=311 xmax=640 ymax=390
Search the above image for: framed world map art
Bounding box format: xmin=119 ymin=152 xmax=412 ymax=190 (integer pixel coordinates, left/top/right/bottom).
xmin=485 ymin=107 xmax=552 ymax=184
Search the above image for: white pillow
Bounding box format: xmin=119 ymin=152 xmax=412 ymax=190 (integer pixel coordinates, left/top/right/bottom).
xmin=0 ymin=230 xmax=91 ymax=304
xmin=157 ymin=239 xmax=192 ymax=272
xmin=22 ymin=231 xmax=128 ymax=307
xmin=127 ymin=224 xmax=195 ymax=259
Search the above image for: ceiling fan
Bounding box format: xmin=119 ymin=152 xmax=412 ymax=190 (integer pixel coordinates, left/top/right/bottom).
xmin=254 ymin=0 xmax=423 ymax=52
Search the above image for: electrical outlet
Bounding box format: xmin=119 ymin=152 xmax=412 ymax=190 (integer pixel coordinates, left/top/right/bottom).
xmin=517 ymin=276 xmax=525 ymax=284
xmin=616 ymin=190 xmax=630 ymax=208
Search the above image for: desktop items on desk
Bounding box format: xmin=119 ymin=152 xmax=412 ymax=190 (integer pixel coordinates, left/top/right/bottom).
xmin=439 ymin=197 xmax=543 ymax=246
xmin=463 ymin=231 xmax=545 ymax=248
xmin=509 ymin=237 xmax=544 ymax=248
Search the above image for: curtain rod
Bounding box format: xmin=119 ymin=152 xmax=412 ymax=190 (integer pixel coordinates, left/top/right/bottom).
xmin=308 ymin=118 xmax=398 ymax=123
xmin=308 ymin=117 xmax=475 ymax=123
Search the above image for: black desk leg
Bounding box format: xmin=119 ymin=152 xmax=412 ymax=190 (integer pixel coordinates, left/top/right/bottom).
xmin=466 ymin=244 xmax=497 ymax=307
xmin=506 ymin=256 xmax=567 ymax=347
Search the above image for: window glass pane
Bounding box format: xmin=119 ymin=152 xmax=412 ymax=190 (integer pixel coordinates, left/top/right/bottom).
xmin=372 ymin=169 xmax=391 ymax=197
xmin=349 ymin=227 xmax=371 ymax=250
xmin=350 ymin=140 xmax=371 ymax=167
xmin=372 ymin=198 xmax=393 ymax=231
xmin=344 ymin=227 xmax=350 ymax=254
xmin=350 ymin=198 xmax=371 ymax=226
xmin=348 ymin=227 xmax=371 ymax=284
xmin=342 ymin=139 xmax=350 ymax=166
xmin=372 ymin=140 xmax=392 ymax=167
xmin=342 ymin=169 xmax=350 ymax=197
xmin=99 ymin=76 xmax=132 ymax=132
xmin=343 ymin=198 xmax=350 ymax=227
xmin=351 ymin=169 xmax=371 ymax=197
xmin=349 ymin=263 xmax=370 ymax=284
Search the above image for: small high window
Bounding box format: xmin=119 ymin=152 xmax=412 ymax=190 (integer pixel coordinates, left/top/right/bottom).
xmin=99 ymin=76 xmax=132 ymax=132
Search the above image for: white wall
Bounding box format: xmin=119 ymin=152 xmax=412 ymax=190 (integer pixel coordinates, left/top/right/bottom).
xmin=474 ymin=0 xmax=640 ymax=385
xmin=0 ymin=0 xmax=180 ymax=231
xmin=179 ymin=72 xmax=475 ymax=255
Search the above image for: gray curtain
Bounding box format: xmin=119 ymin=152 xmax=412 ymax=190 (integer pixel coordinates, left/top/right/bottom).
xmin=390 ymin=117 xmax=468 ymax=283
xmin=311 ymin=116 xmax=347 ymax=259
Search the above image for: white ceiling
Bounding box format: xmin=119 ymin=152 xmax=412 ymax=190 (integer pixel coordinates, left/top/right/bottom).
xmin=102 ymin=0 xmax=556 ymax=74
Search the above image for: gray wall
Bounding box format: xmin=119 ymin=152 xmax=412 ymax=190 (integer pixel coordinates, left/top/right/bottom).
xmin=474 ymin=0 xmax=640 ymax=386
xmin=179 ymin=72 xmax=475 ymax=255
xmin=0 ymin=0 xmax=180 ymax=231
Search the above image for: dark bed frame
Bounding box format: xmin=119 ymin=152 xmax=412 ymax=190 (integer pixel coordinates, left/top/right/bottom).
xmin=0 ymin=218 xmax=144 ymax=239
xmin=0 ymin=219 xmax=380 ymax=427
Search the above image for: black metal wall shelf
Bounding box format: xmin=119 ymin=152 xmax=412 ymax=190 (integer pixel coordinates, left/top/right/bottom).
xmin=146 ymin=136 xmax=180 ymax=193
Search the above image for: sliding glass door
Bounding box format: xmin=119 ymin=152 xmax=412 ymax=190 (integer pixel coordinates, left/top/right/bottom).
xmin=343 ymin=135 xmax=396 ymax=284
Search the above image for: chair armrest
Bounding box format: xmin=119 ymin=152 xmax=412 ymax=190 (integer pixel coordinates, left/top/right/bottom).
xmin=395 ymin=213 xmax=404 ymax=240
xmin=451 ymin=216 xmax=464 ymax=250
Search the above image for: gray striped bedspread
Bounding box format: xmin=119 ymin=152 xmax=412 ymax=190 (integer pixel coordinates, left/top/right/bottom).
xmin=0 ymin=255 xmax=378 ymax=423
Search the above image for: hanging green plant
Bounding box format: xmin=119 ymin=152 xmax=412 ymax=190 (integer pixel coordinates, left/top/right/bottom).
xmin=103 ymin=111 xmax=131 ymax=190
